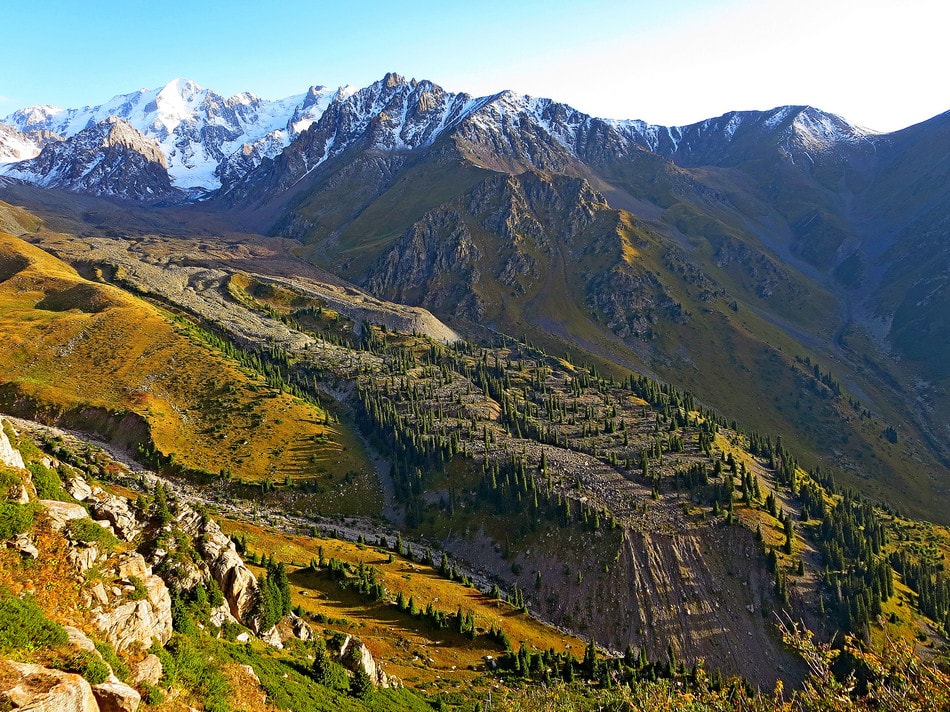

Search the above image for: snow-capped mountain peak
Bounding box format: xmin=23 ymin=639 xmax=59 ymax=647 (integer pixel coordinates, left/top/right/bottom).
xmin=1 ymin=78 xmax=340 ymax=191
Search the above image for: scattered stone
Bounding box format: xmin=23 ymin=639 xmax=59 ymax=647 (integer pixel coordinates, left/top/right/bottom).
xmin=11 ymin=534 xmax=38 ymax=558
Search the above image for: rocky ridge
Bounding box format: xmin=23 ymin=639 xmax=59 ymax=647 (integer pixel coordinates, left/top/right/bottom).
xmin=0 ymin=117 xmax=178 ymax=201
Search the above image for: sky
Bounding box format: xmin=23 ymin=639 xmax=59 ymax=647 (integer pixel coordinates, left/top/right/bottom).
xmin=2 ymin=0 xmax=946 ymax=133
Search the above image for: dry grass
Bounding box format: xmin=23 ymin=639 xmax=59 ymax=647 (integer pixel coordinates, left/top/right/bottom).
xmin=219 ymin=519 xmax=584 ymax=690
xmin=0 ymin=233 xmax=378 ymax=511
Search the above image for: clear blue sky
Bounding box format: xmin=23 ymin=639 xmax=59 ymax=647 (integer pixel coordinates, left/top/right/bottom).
xmin=3 ymin=0 xmax=946 ymax=132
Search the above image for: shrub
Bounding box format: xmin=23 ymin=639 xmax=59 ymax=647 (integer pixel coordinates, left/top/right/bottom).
xmin=58 ymin=650 xmax=110 ymax=684
xmin=27 ymin=462 xmax=72 ymax=502
xmin=0 ymin=501 xmax=36 ymax=540
xmin=0 ymin=592 xmax=68 ymax=652
xmin=95 ymin=639 xmax=129 ymax=681
xmin=66 ymin=518 xmax=118 ymax=549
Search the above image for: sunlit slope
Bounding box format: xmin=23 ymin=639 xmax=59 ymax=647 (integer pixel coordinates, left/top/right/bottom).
xmin=0 ymin=233 xmax=378 ymax=509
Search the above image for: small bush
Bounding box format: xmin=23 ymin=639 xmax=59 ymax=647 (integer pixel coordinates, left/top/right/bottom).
xmin=58 ymin=650 xmax=110 ymax=684
xmin=0 ymin=592 xmax=68 ymax=652
xmin=141 ymin=683 xmax=165 ymax=705
xmin=66 ymin=518 xmax=117 ymax=549
xmin=95 ymin=639 xmax=128 ymax=681
xmin=27 ymin=462 xmax=72 ymax=502
xmin=0 ymin=501 xmax=36 ymax=540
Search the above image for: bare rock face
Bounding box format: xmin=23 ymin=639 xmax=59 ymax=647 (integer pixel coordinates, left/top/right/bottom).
xmin=91 ymin=679 xmax=141 ymax=712
xmin=0 ymin=659 xmax=99 ymax=712
xmin=0 ymin=420 xmax=25 ymax=470
xmin=177 ymin=506 xmax=260 ymax=628
xmin=260 ymin=626 xmax=283 ymax=649
xmin=94 ymin=554 xmax=172 ymax=653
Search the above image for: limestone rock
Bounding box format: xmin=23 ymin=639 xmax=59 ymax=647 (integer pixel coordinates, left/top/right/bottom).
xmin=11 ymin=533 xmax=39 ymax=558
xmin=67 ymin=545 xmax=100 ymax=574
xmin=114 ymin=552 xmax=150 ymax=581
xmin=95 ymin=573 xmax=171 ymax=653
xmin=87 ymin=491 xmax=141 ymax=542
xmin=0 ymin=659 xmax=98 ymax=712
xmin=209 ymin=602 xmax=238 ymax=628
xmin=63 ymin=626 xmax=97 ymax=654
xmin=130 ymin=654 xmax=163 ymax=687
xmin=0 ymin=420 xmax=25 ymax=470
xmin=339 ymin=636 xmax=397 ymax=689
xmin=41 ymin=500 xmax=88 ymax=531
xmin=92 ymin=679 xmax=141 ymax=712
xmin=287 ymin=612 xmax=313 ymax=642
xmin=260 ymin=626 xmax=283 ymax=649
xmin=67 ymin=477 xmax=93 ymax=502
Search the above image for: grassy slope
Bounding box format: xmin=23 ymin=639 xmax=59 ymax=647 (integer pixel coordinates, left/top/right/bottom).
xmin=0 ymin=232 xmax=379 ymax=514
xmin=218 ymin=518 xmax=585 ymax=692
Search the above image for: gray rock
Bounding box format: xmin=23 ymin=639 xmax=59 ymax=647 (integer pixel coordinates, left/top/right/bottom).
xmin=0 ymin=420 xmax=25 ymax=470
xmin=0 ymin=659 xmax=99 ymax=712
xmin=95 ymin=573 xmax=172 ymax=654
xmin=67 ymin=477 xmax=93 ymax=502
xmin=63 ymin=626 xmax=97 ymax=654
xmin=40 ymin=500 xmax=88 ymax=531
xmin=260 ymin=626 xmax=283 ymax=649
xmin=339 ymin=635 xmax=398 ymax=689
xmin=88 ymin=492 xmax=141 ymax=542
xmin=11 ymin=534 xmax=38 ymax=558
xmin=130 ymin=654 xmax=163 ymax=687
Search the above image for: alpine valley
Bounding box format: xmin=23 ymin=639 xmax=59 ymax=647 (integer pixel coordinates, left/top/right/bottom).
xmin=0 ymin=73 xmax=947 ymax=712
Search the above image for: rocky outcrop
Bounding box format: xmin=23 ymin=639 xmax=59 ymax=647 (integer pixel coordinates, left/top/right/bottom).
xmin=85 ymin=490 xmax=141 ymax=542
xmin=41 ymin=501 xmax=89 ymax=531
xmin=0 ymin=117 xmax=179 ymax=201
xmin=130 ymin=655 xmax=163 ymax=687
xmin=174 ymin=505 xmax=261 ymax=629
xmin=338 ymin=635 xmax=398 ymax=689
xmin=93 ymin=552 xmax=172 ymax=654
xmin=0 ymin=660 xmax=99 ymax=712
xmin=0 ymin=421 xmax=25 ymax=470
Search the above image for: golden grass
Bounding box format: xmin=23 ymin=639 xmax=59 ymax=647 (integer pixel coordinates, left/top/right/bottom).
xmin=219 ymin=518 xmax=584 ymax=689
xmin=0 ymin=234 xmax=378 ymax=512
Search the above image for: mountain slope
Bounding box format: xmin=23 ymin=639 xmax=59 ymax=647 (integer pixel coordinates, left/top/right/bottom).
xmin=209 ymin=74 xmax=948 ymax=520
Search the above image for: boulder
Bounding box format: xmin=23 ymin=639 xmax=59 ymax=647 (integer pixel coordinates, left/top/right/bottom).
xmin=41 ymin=501 xmax=89 ymax=531
xmin=0 ymin=659 xmax=99 ymax=712
xmin=67 ymin=545 xmax=100 ymax=574
xmin=11 ymin=533 xmax=39 ymax=558
xmin=92 ymin=679 xmax=141 ymax=712
xmin=209 ymin=602 xmax=238 ymax=628
xmin=279 ymin=612 xmax=313 ymax=642
xmin=130 ymin=654 xmax=163 ymax=687
xmin=63 ymin=626 xmax=97 ymax=654
xmin=67 ymin=477 xmax=93 ymax=502
xmin=260 ymin=626 xmax=283 ymax=649
xmin=88 ymin=492 xmax=141 ymax=541
xmin=0 ymin=421 xmax=25 ymax=470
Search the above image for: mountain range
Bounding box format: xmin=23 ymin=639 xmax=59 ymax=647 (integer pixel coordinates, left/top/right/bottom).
xmin=1 ymin=71 xmax=949 ymax=708
xmin=1 ymin=73 xmax=947 ymax=522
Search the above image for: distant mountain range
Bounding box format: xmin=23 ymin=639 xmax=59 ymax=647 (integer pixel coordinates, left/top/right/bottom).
xmin=0 ymin=73 xmax=947 ymax=519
